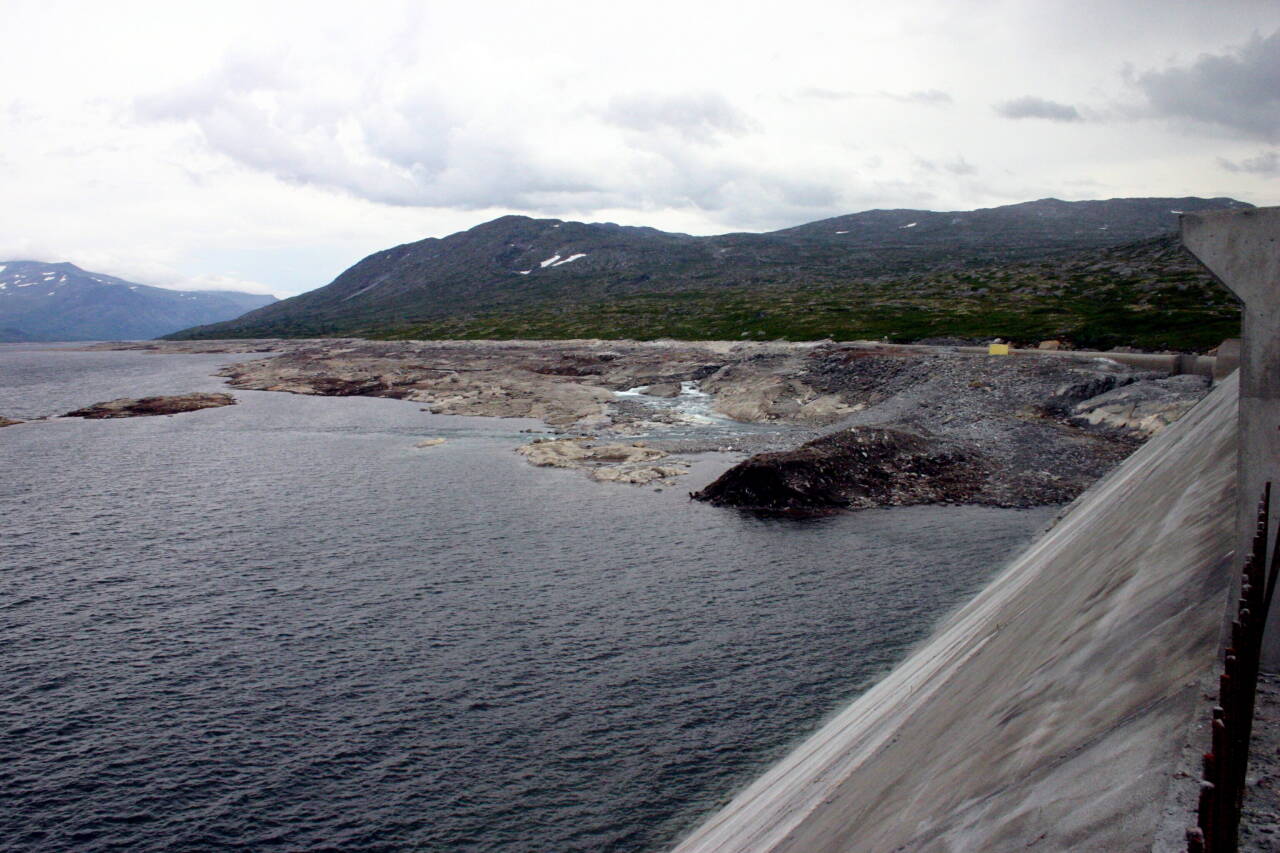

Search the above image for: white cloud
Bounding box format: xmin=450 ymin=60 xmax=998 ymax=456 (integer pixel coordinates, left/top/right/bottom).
xmin=181 ymin=273 xmax=281 ymax=296
xmin=792 ymin=88 xmax=953 ymax=106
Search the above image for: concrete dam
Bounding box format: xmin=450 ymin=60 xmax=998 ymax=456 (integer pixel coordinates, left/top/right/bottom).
xmin=673 ymin=374 xmax=1236 ymax=851
xmin=673 ymin=207 xmax=1280 ymax=852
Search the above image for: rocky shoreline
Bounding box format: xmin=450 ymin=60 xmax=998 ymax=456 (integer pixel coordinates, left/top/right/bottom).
xmin=84 ymin=338 xmax=1213 ymax=508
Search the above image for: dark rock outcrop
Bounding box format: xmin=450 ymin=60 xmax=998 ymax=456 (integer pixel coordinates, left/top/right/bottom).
xmin=691 ymin=427 xmax=988 ymax=514
xmin=0 ymin=416 xmax=21 ymax=427
xmin=65 ymin=393 xmax=236 ymax=419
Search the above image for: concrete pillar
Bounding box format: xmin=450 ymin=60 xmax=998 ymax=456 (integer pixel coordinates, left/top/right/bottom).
xmin=1182 ymin=207 xmax=1280 ymax=666
xmin=1215 ymin=339 xmax=1242 ymax=381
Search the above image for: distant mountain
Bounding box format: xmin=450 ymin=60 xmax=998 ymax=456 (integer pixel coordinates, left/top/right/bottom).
xmin=166 ymin=197 xmax=1249 ymax=343
xmin=0 ymin=262 xmax=277 ymax=341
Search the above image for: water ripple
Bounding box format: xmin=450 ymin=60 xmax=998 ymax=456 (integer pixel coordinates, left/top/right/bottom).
xmin=0 ymin=349 xmax=1054 ymax=852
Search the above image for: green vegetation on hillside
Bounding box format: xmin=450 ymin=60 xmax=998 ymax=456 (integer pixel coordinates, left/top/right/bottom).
xmin=361 ymin=263 xmax=1239 ymax=351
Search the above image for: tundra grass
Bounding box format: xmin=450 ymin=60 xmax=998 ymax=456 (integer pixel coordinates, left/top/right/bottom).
xmin=365 ymin=274 xmax=1239 ymax=352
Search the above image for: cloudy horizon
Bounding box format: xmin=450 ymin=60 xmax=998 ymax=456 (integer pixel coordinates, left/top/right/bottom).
xmin=3 ymin=0 xmax=1279 ymax=298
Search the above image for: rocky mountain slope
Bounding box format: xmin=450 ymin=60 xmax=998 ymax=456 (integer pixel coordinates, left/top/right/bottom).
xmin=166 ymin=197 xmax=1247 ymax=348
xmin=0 ymin=261 xmax=276 ymax=341
xmin=353 ymin=232 xmax=1239 ymax=351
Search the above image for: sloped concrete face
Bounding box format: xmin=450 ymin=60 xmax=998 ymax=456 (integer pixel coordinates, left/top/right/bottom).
xmin=674 ymin=375 xmax=1238 ymax=852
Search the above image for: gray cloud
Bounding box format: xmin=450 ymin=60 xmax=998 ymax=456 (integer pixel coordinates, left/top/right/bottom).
xmin=1133 ymin=30 xmax=1280 ymax=140
xmin=134 ymin=56 xmax=589 ymax=210
xmin=1219 ymin=150 xmax=1280 ymax=175
xmin=138 ymin=84 xmax=448 ymax=206
xmin=914 ymin=155 xmax=976 ymax=176
xmin=131 ymin=58 xmax=850 ymax=224
xmin=994 ymin=96 xmax=1082 ymax=122
xmin=589 ymin=124 xmax=842 ymax=222
xmin=601 ymin=92 xmax=754 ymax=142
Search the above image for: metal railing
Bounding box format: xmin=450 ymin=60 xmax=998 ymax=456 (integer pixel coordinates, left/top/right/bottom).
xmin=1188 ymin=483 xmax=1279 ymax=852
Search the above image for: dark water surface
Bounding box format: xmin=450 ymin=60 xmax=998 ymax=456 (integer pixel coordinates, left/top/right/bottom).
xmin=0 ymin=347 xmax=1055 ymax=852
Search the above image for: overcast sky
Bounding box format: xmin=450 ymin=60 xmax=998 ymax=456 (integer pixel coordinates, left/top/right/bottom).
xmin=3 ymin=0 xmax=1279 ymax=297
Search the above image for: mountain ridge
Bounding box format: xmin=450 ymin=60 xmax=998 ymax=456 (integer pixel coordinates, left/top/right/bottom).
xmin=0 ymin=261 xmax=277 ymax=341
xmin=165 ymin=196 xmax=1250 ymax=347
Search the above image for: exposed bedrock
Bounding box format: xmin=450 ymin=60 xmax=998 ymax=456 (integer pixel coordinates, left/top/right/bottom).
xmin=92 ymin=339 xmax=1212 ymax=505
xmin=701 ymin=356 xmax=854 ymax=424
xmin=0 ymin=416 xmax=21 ymax=427
xmin=203 ymin=338 xmax=869 ymax=432
xmin=515 ymin=438 xmax=688 ymax=484
xmin=1068 ymin=373 xmax=1212 ymax=436
xmin=64 ymin=392 xmax=236 ymax=419
xmin=210 ymin=339 xmax=750 ymax=430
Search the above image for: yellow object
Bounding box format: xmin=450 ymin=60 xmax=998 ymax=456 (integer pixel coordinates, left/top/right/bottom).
xmin=988 ymin=343 xmax=1010 ymax=355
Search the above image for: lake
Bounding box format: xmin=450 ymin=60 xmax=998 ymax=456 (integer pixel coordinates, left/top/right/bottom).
xmin=0 ymin=346 xmax=1055 ymax=852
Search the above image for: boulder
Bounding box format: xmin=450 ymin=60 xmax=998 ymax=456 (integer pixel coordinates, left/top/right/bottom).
xmin=589 ymin=464 xmax=688 ymax=484
xmin=1070 ymin=374 xmax=1210 ymax=436
xmin=701 ymin=367 xmax=853 ymax=424
xmin=642 ymin=382 xmax=682 ymax=398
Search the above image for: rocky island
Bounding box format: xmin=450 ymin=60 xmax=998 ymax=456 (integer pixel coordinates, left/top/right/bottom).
xmin=65 ymin=392 xmax=237 ymax=419
xmin=516 ymin=438 xmax=688 ymax=485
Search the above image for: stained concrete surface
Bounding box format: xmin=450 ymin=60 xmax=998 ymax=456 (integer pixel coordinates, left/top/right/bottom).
xmin=1242 ymin=671 xmax=1280 ymax=851
xmin=674 ymin=373 xmax=1239 ymax=852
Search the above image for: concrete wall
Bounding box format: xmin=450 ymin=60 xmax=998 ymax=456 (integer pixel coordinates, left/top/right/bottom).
xmin=673 ymin=374 xmax=1238 ymax=852
xmin=951 ymin=345 xmax=1216 ymax=376
xmin=846 ymin=341 xmax=1219 ymax=378
xmin=1183 ymin=207 xmax=1280 ymax=668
